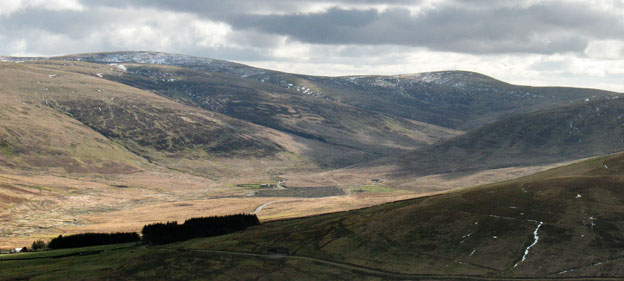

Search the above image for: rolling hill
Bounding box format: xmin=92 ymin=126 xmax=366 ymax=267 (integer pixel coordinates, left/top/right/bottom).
xmin=54 ymin=51 xmax=616 ymax=129
xmin=185 ymin=152 xmax=624 ymax=279
xmin=0 ymin=61 xmax=295 ymax=173
xmin=3 ymin=152 xmax=624 ymax=280
xmin=394 ymin=95 xmax=624 ymax=176
xmin=5 ymin=51 xmax=619 ymax=171
xmin=2 ymin=51 xmax=624 ymax=266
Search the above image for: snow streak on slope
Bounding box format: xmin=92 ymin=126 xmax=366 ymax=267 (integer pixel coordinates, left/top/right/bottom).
xmin=514 ymin=221 xmax=544 ymax=268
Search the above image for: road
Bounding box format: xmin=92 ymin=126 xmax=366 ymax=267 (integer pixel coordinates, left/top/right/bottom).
xmin=253 ymin=199 xmax=299 ymax=214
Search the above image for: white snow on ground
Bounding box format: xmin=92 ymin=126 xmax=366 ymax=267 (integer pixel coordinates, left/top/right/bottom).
xmin=459 ymin=232 xmax=472 ymax=244
xmin=108 ymin=63 xmax=127 ymax=72
xmin=589 ymin=216 xmax=596 ymax=228
xmin=514 ymin=221 xmax=544 ymax=268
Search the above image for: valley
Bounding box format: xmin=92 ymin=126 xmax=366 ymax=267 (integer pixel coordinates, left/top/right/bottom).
xmin=1 ymin=52 xmax=623 ymax=279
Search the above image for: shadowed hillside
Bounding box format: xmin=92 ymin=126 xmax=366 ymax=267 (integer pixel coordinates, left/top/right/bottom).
xmin=395 ymin=96 xmax=624 ymax=176
xmin=53 ymin=51 xmax=617 ymax=130
xmin=101 ymin=63 xmax=461 ymax=159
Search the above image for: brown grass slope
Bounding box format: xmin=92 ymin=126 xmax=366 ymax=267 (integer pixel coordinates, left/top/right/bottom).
xmin=0 ymin=61 xmax=147 ymax=174
xmin=0 ymin=60 xmax=339 ymax=176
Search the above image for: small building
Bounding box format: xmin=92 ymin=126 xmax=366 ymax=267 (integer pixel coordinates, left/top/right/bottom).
xmin=9 ymin=248 xmax=23 ymax=254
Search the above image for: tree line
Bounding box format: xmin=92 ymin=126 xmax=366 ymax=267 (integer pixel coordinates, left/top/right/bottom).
xmin=142 ymin=214 xmax=260 ymax=244
xmin=48 ymin=232 xmax=140 ymax=249
xmin=29 ymin=214 xmax=260 ymax=250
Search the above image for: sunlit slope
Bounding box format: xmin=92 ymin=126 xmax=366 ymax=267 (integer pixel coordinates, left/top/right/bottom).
xmin=0 ymin=62 xmax=147 ymax=173
xmin=0 ymin=61 xmax=322 ymax=176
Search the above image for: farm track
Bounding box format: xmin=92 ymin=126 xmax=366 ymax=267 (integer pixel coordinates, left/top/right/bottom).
xmin=253 ymin=200 xmax=300 ymax=214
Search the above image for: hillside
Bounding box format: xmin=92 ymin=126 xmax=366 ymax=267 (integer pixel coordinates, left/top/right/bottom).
xmin=3 ymin=152 xmax=624 ymax=280
xmin=2 ymin=52 xmax=624 ymax=260
xmin=100 ymin=63 xmax=461 ymax=163
xmin=53 ymin=51 xmax=616 ymax=131
xmin=0 ymin=59 xmax=426 ymax=248
xmin=6 ymin=51 xmax=619 ymax=170
xmin=395 ymin=95 xmax=624 ymax=176
xmin=0 ymin=61 xmax=303 ymax=173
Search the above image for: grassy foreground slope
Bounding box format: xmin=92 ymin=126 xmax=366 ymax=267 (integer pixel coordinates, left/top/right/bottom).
xmin=3 ymin=153 xmax=624 ymax=280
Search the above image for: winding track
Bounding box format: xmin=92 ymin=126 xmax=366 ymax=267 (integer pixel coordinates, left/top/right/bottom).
xmin=253 ymin=199 xmax=300 ymax=214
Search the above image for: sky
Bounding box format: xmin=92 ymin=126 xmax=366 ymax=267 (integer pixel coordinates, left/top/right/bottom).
xmin=1 ymin=0 xmax=623 ymax=92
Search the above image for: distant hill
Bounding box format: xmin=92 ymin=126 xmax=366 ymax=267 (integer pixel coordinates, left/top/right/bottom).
xmin=394 ymin=95 xmax=624 ymax=176
xmin=0 ymin=61 xmax=305 ymax=176
xmin=53 ymin=51 xmax=616 ymax=130
xmin=1 ymin=52 xmax=621 ymax=176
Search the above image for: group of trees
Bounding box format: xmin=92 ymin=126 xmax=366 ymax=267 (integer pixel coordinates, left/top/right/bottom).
xmin=31 ymin=240 xmax=46 ymax=251
xmin=142 ymin=214 xmax=260 ymax=244
xmin=47 ymin=232 xmax=140 ymax=250
xmin=29 ymin=213 xmax=260 ymax=250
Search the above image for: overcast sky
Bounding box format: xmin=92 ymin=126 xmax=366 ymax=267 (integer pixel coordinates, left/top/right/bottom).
xmin=1 ymin=0 xmax=623 ymax=91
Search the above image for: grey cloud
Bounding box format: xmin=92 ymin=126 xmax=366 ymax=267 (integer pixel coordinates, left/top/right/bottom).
xmin=220 ymin=2 xmax=622 ymax=54
xmin=10 ymin=0 xmax=616 ymax=55
xmin=0 ymin=8 xmax=111 ymax=39
xmin=75 ymin=0 xmax=624 ymax=54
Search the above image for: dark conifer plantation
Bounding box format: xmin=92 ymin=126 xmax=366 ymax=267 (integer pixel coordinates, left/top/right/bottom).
xmin=142 ymin=214 xmax=260 ymax=244
xmin=48 ymin=232 xmax=140 ymax=249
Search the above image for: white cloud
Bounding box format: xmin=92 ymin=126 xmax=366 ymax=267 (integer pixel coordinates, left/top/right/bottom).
xmin=0 ymin=0 xmax=83 ymax=16
xmin=585 ymin=40 xmax=624 ymax=60
xmin=192 ymin=20 xmax=231 ymax=48
xmin=270 ymin=37 xmax=311 ymax=60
